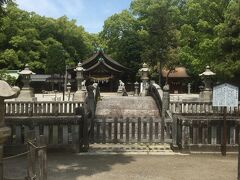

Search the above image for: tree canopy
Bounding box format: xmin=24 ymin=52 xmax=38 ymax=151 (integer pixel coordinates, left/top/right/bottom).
xmin=0 ymin=2 xmax=96 ymax=74
xmin=100 ymin=0 xmax=240 ymax=85
xmin=0 ymin=0 xmax=239 ymax=86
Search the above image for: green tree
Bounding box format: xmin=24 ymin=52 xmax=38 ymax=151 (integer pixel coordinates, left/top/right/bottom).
xmin=0 ymin=3 xmax=95 ymax=74
xmin=100 ymin=10 xmax=144 ymax=79
xmin=0 ymin=49 xmax=20 ymax=69
xmin=216 ymin=0 xmax=240 ymax=80
xmin=130 ymin=0 xmax=181 ymax=84
xmin=0 ymin=69 xmax=16 ymax=85
xmin=46 ymin=42 xmax=66 ymax=75
xmin=178 ymin=0 xmax=232 ymax=79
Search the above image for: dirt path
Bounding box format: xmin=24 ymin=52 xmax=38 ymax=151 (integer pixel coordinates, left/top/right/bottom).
xmin=3 ymin=153 xmax=237 ymax=180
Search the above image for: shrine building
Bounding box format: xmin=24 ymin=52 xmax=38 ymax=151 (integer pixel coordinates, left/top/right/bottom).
xmin=162 ymin=67 xmax=190 ymax=94
xmin=81 ymin=50 xmax=129 ymax=92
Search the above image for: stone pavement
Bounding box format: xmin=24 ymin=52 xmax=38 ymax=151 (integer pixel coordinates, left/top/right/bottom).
xmin=3 ymin=153 xmax=237 ymax=180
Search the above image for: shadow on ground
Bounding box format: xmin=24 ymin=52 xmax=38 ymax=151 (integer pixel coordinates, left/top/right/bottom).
xmin=3 ymin=152 xmax=135 ymax=179
xmin=48 ymin=153 xmax=135 ymax=179
xmin=4 ymin=153 xmax=237 ymax=180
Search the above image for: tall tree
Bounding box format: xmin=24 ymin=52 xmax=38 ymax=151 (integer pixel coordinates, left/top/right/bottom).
xmin=100 ymin=10 xmax=144 ymax=79
xmin=178 ymin=0 xmax=232 ymax=78
xmin=216 ymin=0 xmax=240 ymax=80
xmin=46 ymin=42 xmax=66 ymax=75
xmin=130 ymin=0 xmax=181 ymax=84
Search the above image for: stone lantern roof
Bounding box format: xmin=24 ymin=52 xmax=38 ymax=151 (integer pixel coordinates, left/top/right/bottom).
xmin=74 ymin=62 xmax=85 ymax=72
xmin=139 ymin=63 xmax=149 ymax=72
xmin=199 ymin=66 xmax=216 ymax=77
xmin=0 ymin=80 xmax=20 ymax=98
xmin=18 ymin=64 xmax=35 ymax=75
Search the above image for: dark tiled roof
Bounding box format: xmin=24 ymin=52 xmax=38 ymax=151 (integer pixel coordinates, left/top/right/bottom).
xmin=82 ymin=50 xmax=129 ymax=73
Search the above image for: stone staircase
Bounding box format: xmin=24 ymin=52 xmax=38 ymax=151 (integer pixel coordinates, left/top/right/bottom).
xmin=85 ymin=143 xmax=175 ymax=155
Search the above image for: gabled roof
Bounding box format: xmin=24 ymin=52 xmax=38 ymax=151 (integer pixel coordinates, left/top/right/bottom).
xmin=162 ymin=67 xmax=189 ymax=78
xmin=82 ymin=50 xmax=129 ymax=73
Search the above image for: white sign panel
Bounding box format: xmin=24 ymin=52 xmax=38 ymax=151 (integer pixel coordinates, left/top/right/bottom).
xmin=213 ymin=83 xmax=239 ymax=107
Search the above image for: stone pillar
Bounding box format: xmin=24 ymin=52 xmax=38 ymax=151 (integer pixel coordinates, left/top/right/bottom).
xmin=66 ymin=82 xmax=71 ymax=101
xmin=17 ymin=64 xmax=35 ymax=101
xmin=74 ymin=62 xmax=86 ymax=102
xmin=199 ymin=66 xmax=216 ymax=101
xmin=199 ymin=85 xmax=204 ymax=99
xmin=187 ymin=83 xmax=191 ymax=94
xmin=0 ymin=80 xmax=20 ymax=179
xmin=134 ymin=82 xmax=139 ymax=96
xmin=117 ymin=80 xmax=125 ymax=95
xmin=139 ymin=63 xmax=150 ymax=96
xmin=161 ymin=84 xmax=170 ymax=143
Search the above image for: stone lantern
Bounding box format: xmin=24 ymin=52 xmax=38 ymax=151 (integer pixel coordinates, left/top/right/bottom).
xmin=0 ymin=80 xmax=20 ymax=179
xmin=199 ymin=66 xmax=216 ymax=101
xmin=139 ymin=63 xmax=150 ymax=96
xmin=67 ymin=82 xmax=71 ymax=101
xmin=17 ymin=64 xmax=35 ymax=101
xmin=74 ymin=62 xmax=86 ymax=101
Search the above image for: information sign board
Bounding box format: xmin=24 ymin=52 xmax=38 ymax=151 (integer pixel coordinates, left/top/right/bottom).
xmin=213 ymin=83 xmax=239 ymax=107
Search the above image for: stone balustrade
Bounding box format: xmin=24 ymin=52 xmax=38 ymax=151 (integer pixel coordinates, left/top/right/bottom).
xmin=169 ymin=101 xmax=240 ymax=115
xmin=5 ymin=101 xmax=83 ymax=116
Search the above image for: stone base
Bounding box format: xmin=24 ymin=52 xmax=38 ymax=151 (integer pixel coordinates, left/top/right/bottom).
xmin=117 ymin=91 xmax=123 ymax=96
xmin=74 ymin=90 xmax=86 ymax=102
xmin=202 ymin=90 xmax=212 ymax=102
xmin=0 ymin=126 xmax=11 ymax=144
xmin=16 ymin=88 xmax=34 ymax=101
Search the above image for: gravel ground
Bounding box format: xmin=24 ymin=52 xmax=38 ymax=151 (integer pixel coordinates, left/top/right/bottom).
xmin=3 ymin=153 xmax=237 ymax=180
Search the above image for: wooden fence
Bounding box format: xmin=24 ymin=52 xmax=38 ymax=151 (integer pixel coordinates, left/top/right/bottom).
xmin=5 ymin=116 xmax=83 ymax=154
xmin=169 ymin=101 xmax=240 ymax=151
xmin=4 ymin=84 xmax=100 ymax=153
xmin=90 ymin=117 xmax=162 ymax=144
xmin=172 ymin=118 xmax=239 ymax=151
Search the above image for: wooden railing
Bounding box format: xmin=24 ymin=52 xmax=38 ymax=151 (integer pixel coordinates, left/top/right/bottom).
xmin=5 ymin=118 xmax=83 ymax=153
xmin=169 ymin=101 xmax=240 ymax=114
xmin=4 ymin=83 xmax=101 ymax=153
xmin=172 ymin=118 xmax=240 ymax=151
xmin=5 ymin=101 xmax=83 ymax=116
xmin=91 ymin=117 xmax=162 ymax=144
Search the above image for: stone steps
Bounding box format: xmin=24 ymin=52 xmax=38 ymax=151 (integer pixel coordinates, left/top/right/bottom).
xmin=86 ymin=143 xmax=175 ymax=155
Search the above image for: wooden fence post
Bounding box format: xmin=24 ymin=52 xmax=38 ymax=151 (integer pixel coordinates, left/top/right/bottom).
xmin=37 ymin=135 xmax=47 ymax=180
xmin=27 ymin=131 xmax=36 ymax=179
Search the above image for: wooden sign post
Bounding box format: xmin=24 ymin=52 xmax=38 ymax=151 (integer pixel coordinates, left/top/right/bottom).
xmin=213 ymin=83 xmax=238 ymax=156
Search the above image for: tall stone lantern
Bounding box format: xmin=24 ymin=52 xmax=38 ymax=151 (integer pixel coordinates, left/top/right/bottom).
xmin=0 ymin=80 xmax=19 ymax=179
xmin=17 ymin=64 xmax=35 ymax=101
xmin=74 ymin=62 xmax=86 ymax=101
xmin=139 ymin=63 xmax=150 ymax=96
xmin=199 ymin=66 xmax=216 ymax=101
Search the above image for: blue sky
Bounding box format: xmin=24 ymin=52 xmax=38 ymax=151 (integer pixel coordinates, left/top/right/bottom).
xmin=15 ymin=0 xmax=132 ymax=33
